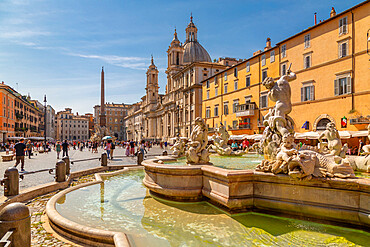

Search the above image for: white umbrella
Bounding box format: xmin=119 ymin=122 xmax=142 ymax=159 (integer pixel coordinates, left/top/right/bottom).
xmin=350 ymin=130 xmax=368 ymax=137
xmin=102 ymin=136 xmax=113 ymax=140
xmin=338 ymin=131 xmax=351 ymax=139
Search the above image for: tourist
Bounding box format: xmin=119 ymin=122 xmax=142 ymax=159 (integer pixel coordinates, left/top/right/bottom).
xmin=130 ymin=139 xmax=135 ymax=156
xmin=26 ymin=140 xmax=33 ymax=159
xmin=105 ymin=141 xmax=111 ymax=159
xmin=242 ymin=139 xmax=250 ymax=151
xmin=62 ymin=140 xmax=69 ymax=157
xmin=164 ymin=141 xmax=168 ymax=149
xmin=140 ymin=140 xmax=146 ymax=154
xmin=110 ymin=141 xmax=115 ymax=160
xmin=5 ymin=141 xmax=10 ymax=155
xmin=56 ymin=141 xmax=62 ymax=159
xmin=13 ymin=138 xmax=27 ymax=171
xmin=358 ymin=140 xmax=364 ymax=155
xmin=125 ymin=144 xmax=130 ymax=156
xmin=231 ymin=141 xmax=238 ymax=151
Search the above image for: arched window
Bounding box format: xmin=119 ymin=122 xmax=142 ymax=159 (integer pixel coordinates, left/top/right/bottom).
xmin=316 ymin=118 xmax=331 ymax=130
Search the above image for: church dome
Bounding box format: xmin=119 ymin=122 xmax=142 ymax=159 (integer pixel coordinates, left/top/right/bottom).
xmin=182 ymin=41 xmax=211 ymax=64
xmin=182 ymin=16 xmax=212 ymax=64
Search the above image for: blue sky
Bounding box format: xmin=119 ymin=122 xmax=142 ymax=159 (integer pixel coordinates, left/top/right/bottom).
xmin=0 ymin=0 xmax=363 ymax=114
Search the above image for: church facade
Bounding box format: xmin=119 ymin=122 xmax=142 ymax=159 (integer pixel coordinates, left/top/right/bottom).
xmin=124 ymin=17 xmax=238 ymax=141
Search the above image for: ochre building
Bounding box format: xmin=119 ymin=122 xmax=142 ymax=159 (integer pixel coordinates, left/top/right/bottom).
xmin=202 ymin=1 xmax=370 ymax=137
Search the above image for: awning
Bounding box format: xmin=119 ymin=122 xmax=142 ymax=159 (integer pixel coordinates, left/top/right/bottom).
xmin=338 ymin=131 xmax=351 ymax=139
xmin=229 ymin=135 xmax=245 ymax=140
xmin=350 ymin=130 xmax=368 ymax=137
xmin=250 ymin=134 xmax=263 ymax=141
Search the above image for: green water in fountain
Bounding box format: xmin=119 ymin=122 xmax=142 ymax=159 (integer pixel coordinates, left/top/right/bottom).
xmin=167 ymin=153 xmax=264 ymax=170
xmin=56 ymin=170 xmax=370 ymax=247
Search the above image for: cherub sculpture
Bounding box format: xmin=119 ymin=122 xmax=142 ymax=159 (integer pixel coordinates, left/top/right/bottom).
xmin=186 ymin=117 xmax=210 ymax=164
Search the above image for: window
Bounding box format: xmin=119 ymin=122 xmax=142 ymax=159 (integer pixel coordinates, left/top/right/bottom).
xmin=234 ymin=80 xmax=238 ymax=91
xmin=224 ymin=83 xmax=228 ymax=94
xmin=206 ymin=107 xmax=211 ymax=118
xmin=304 ymin=54 xmax=311 ymax=69
xmin=233 ymin=99 xmax=239 ymax=113
xmin=206 ymin=80 xmax=210 ymax=88
xmin=214 ymin=105 xmax=219 ymax=117
xmin=224 ymin=72 xmax=227 ymax=81
xmin=334 ymin=76 xmax=351 ymax=96
xmin=338 ymin=41 xmax=348 ymax=58
xmin=223 ymin=102 xmax=229 ymax=115
xmin=260 ymin=94 xmax=268 ymax=108
xmin=301 ymin=85 xmax=315 ymax=101
xmin=232 ymin=120 xmax=238 ymax=128
xmin=262 ymin=70 xmax=268 ymax=82
xmin=261 ymin=54 xmax=266 ymax=66
xmin=246 ymin=76 xmax=251 ymax=87
xmin=339 ymin=17 xmax=347 ymax=35
xmin=270 ymin=51 xmax=275 ymax=63
xmin=281 ymin=64 xmax=287 ymax=75
xmin=281 ymin=44 xmax=286 ymax=58
xmin=215 ymin=87 xmax=218 ymax=96
xmin=206 ymin=90 xmax=210 ymax=99
xmin=246 ymin=62 xmax=250 ymax=72
xmin=234 ymin=67 xmax=238 ymax=77
xmin=304 ymin=34 xmax=310 ymax=48
xmin=214 ymin=77 xmax=218 ymax=85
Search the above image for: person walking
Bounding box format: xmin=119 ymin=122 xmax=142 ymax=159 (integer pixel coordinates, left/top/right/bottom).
xmin=110 ymin=142 xmax=115 ymax=160
xmin=26 ymin=140 xmax=33 ymax=159
xmin=105 ymin=141 xmax=111 ymax=159
xmin=62 ymin=140 xmax=69 ymax=157
xmin=129 ymin=139 xmax=135 ymax=156
xmin=56 ymin=141 xmax=62 ymax=159
xmin=14 ymin=138 xmax=27 ymax=171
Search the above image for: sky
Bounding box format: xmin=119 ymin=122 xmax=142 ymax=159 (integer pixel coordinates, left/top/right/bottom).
xmin=0 ymin=0 xmax=364 ymax=114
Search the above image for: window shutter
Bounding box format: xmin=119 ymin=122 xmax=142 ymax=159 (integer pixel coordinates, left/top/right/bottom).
xmin=343 ymin=18 xmax=347 ymax=33
xmin=339 ymin=19 xmax=343 ymax=34
xmin=338 ymin=44 xmax=342 ymax=58
xmin=310 ymin=85 xmax=315 ymax=100
xmin=334 ymin=79 xmax=339 ymax=96
xmin=301 ymin=87 xmax=304 ymax=102
xmin=347 ymin=77 xmax=352 ymax=94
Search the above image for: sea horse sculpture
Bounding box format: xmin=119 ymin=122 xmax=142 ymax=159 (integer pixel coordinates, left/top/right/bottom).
xmin=211 ymin=124 xmax=246 ymax=156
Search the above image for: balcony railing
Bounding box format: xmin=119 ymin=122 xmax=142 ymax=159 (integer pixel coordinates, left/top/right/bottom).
xmin=228 ymin=124 xmax=252 ymax=130
xmin=235 ymin=103 xmax=255 ymax=117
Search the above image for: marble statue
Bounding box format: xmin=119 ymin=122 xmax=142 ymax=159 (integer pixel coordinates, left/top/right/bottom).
xmin=186 ymin=117 xmax=210 ymax=164
xmin=171 ymin=134 xmax=186 ymax=157
xmin=90 ymin=125 xmax=112 ymax=142
xmin=318 ymin=122 xmax=347 ymax=158
xmin=211 ymin=124 xmax=246 ymax=156
xmin=256 ymin=66 xmax=355 ymax=180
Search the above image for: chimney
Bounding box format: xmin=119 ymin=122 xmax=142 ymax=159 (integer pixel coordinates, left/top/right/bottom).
xmin=253 ymin=50 xmax=262 ymax=56
xmin=314 ymin=12 xmax=317 ymax=25
xmin=264 ymin=38 xmax=271 ymax=51
xmin=330 ymin=7 xmax=336 ymax=18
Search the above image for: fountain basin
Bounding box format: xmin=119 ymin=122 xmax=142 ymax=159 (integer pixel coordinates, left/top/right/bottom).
xmin=142 ymin=158 xmax=370 ymax=229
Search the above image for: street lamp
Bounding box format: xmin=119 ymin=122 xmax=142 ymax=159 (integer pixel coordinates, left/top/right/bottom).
xmin=44 ymin=95 xmax=47 ymax=147
xmin=176 ymin=104 xmax=180 ymax=135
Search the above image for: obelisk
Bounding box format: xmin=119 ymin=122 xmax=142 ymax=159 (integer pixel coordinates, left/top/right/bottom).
xmin=99 ymin=67 xmax=106 ymax=127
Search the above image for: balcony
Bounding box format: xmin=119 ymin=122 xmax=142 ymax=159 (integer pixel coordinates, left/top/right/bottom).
xmin=228 ymin=124 xmax=252 ymax=130
xmin=235 ymin=103 xmax=255 ymax=117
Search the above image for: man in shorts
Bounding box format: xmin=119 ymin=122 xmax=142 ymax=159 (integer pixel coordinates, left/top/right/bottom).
xmin=14 ymin=138 xmax=27 ymax=171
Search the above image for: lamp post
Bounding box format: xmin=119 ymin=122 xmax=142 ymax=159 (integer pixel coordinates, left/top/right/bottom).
xmin=44 ymin=95 xmax=47 ymax=147
xmin=176 ymin=104 xmax=180 ymax=135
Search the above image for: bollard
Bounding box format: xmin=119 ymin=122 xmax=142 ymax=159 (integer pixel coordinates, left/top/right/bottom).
xmin=0 ymin=202 xmax=31 ymax=247
xmin=162 ymin=150 xmax=168 ymax=156
xmin=137 ymin=151 xmax=144 ymax=165
xmin=55 ymin=160 xmax=66 ymax=182
xmin=101 ymin=153 xmax=108 ymax=166
xmin=1 ymin=167 xmax=19 ymax=196
xmin=62 ymin=156 xmax=70 ymax=175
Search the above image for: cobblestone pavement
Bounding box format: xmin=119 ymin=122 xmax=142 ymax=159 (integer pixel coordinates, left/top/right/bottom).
xmin=0 ymin=146 xmax=165 ymax=195
xmin=26 ymin=174 xmax=96 ymax=247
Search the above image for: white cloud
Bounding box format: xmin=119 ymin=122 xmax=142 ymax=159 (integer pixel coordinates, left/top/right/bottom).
xmin=2 ymin=30 xmax=51 ymax=39
xmin=70 ymin=53 xmax=149 ymax=70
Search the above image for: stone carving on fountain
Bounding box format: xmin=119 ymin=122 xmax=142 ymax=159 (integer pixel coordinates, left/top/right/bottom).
xmin=318 ymin=122 xmax=348 ymax=158
xmin=90 ymin=125 xmax=112 ymax=142
xmin=211 ymin=124 xmax=246 ymax=156
xmin=186 ymin=117 xmax=211 ymax=164
xmin=171 ymin=133 xmax=186 ymax=157
xmin=256 ymin=66 xmax=355 ymax=180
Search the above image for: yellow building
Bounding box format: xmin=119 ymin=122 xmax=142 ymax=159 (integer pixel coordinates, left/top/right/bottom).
xmin=202 ymin=1 xmax=370 ymax=140
xmin=202 ymin=39 xmax=279 ymax=135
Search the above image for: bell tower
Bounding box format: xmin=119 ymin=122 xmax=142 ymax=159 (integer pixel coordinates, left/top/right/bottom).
xmin=146 ymin=56 xmax=159 ymax=107
xmin=185 ymin=14 xmax=198 ymax=43
xmin=167 ymin=28 xmax=183 ymax=70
